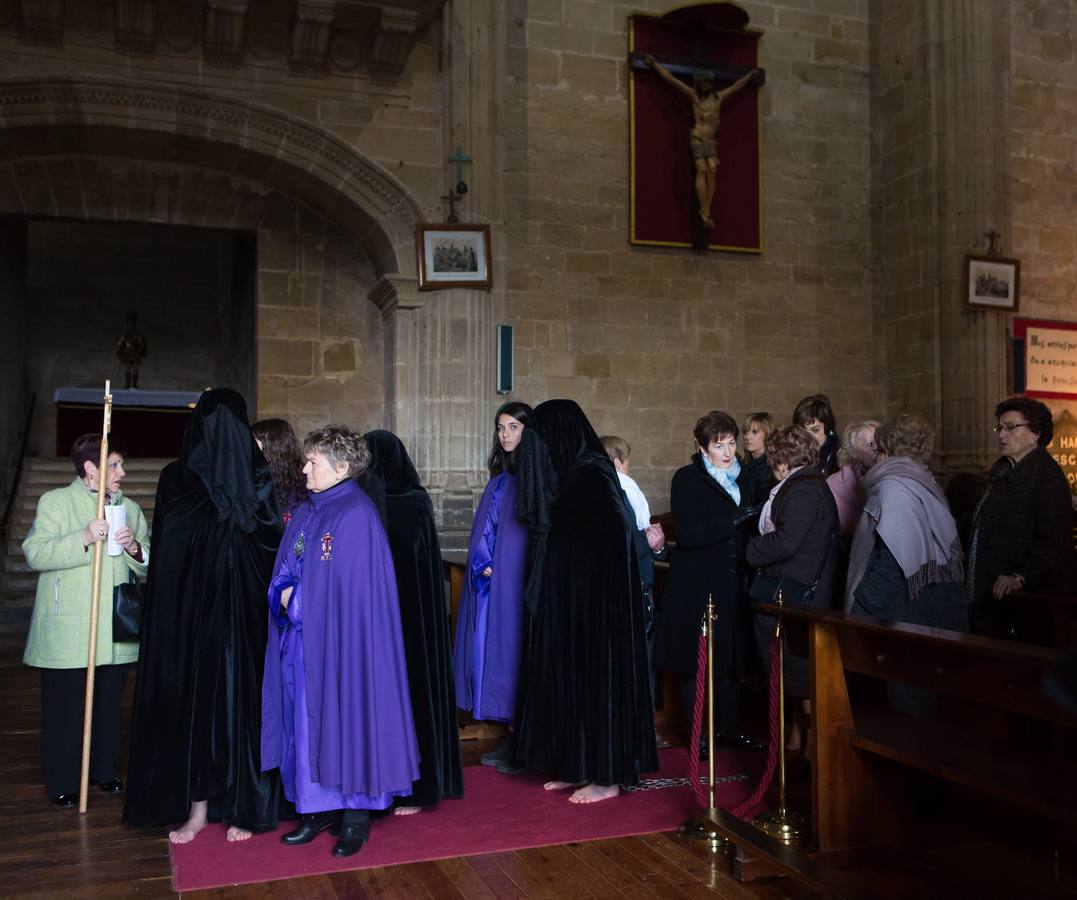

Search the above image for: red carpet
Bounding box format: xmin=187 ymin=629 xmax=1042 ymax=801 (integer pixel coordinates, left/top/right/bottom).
xmin=170 ymin=748 xmax=764 ymax=891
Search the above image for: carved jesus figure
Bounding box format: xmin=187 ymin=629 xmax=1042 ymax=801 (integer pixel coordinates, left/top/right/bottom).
xmin=644 ymin=55 xmax=757 ymax=228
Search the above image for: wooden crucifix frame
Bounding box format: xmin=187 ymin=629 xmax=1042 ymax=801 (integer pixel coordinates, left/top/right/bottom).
xmin=629 ymin=3 xmax=765 ymax=252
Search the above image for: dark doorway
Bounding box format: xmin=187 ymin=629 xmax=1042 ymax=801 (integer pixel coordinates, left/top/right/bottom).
xmin=23 ymin=219 xmax=257 ymax=460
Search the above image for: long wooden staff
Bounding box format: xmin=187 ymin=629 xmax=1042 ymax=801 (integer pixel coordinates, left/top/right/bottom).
xmin=79 ymin=380 xmax=113 ymax=813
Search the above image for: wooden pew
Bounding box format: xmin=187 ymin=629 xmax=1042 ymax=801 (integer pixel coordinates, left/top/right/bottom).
xmin=756 ymin=603 xmax=1077 ymax=856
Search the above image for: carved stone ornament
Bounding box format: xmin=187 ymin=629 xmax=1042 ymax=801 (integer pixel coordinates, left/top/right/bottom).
xmin=247 ymin=20 xmax=287 ymax=61
xmin=70 ymin=0 xmax=110 ymax=40
xmin=204 ymin=0 xmax=247 ymax=66
xmin=19 ymin=0 xmax=65 ymax=45
xmin=369 ymin=6 xmax=418 ymax=83
xmin=159 ymin=10 xmax=199 ymax=52
xmin=114 ymin=0 xmax=156 ymax=55
xmin=328 ymin=32 xmax=362 ymax=71
xmin=289 ymin=0 xmax=335 ymax=76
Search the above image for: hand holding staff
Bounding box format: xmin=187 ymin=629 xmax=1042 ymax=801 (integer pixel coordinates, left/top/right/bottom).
xmin=79 ymin=380 xmax=113 ymax=813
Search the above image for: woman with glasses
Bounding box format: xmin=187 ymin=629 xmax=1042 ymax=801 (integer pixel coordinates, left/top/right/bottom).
xmin=967 ymin=397 xmax=1075 ymax=638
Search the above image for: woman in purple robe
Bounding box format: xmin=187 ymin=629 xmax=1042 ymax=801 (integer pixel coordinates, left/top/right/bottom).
xmin=454 ymin=401 xmax=532 ymax=769
xmin=261 ymin=426 xmax=419 ymax=858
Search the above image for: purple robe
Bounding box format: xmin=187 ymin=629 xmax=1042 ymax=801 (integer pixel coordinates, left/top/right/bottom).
xmin=453 ymin=473 xmax=528 ymax=722
xmin=261 ymin=479 xmax=419 ymax=808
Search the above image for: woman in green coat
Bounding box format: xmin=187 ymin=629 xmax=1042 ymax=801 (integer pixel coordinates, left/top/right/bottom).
xmin=22 ymin=433 xmax=150 ymax=807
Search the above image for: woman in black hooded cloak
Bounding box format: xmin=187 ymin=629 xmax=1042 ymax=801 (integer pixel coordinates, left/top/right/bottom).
xmin=513 ymin=400 xmax=657 ymax=803
xmin=123 ymin=388 xmax=282 ymax=843
xmin=359 ymin=430 xmax=464 ymax=812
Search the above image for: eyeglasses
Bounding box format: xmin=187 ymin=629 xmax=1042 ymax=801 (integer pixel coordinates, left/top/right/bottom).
xmin=993 ymin=422 xmax=1030 ymax=433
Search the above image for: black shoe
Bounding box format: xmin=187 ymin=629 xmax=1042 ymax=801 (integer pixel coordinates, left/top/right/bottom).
xmin=98 ymin=779 xmax=123 ymax=794
xmin=332 ymin=821 xmax=369 ymax=858
xmin=281 ymin=811 xmax=340 ymax=845
xmin=495 ymin=758 xmax=526 ymax=776
xmin=716 ymin=734 xmax=767 ymax=752
xmin=51 ymin=793 xmax=77 ymax=808
xmin=480 ymin=734 xmax=514 ymax=767
xmin=655 ymin=730 xmax=672 ymax=750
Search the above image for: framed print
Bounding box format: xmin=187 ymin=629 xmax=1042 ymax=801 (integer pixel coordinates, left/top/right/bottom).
xmin=965 ymin=254 xmax=1020 ymax=311
xmin=416 ymin=224 xmax=491 ymax=291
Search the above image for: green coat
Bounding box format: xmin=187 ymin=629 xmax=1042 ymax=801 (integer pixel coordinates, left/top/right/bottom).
xmin=23 ymin=479 xmax=150 ymax=669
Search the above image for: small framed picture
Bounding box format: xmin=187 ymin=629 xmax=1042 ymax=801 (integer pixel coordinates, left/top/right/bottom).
xmin=965 ymin=254 xmax=1020 ymax=311
xmin=416 ymin=224 xmax=492 ymax=291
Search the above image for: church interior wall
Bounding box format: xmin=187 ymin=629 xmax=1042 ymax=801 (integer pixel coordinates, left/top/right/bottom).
xmin=501 ymin=0 xmax=879 ymax=505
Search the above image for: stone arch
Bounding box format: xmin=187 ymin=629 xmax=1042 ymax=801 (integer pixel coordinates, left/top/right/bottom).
xmin=0 ymin=77 xmax=422 ymax=277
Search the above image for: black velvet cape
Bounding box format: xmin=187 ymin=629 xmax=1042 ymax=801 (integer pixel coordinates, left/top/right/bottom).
xmin=514 ymin=400 xmax=658 ymax=788
xmin=360 ymin=430 xmax=464 ymax=807
xmin=123 ymin=389 xmax=282 ymax=831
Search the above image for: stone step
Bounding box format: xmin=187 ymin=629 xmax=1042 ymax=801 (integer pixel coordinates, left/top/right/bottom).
xmin=1 ymin=573 xmax=37 ymax=593
xmin=0 ymin=589 xmax=34 ymax=609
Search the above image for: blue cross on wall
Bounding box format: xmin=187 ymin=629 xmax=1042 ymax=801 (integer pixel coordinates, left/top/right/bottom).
xmin=449 ymin=145 xmax=472 ymax=193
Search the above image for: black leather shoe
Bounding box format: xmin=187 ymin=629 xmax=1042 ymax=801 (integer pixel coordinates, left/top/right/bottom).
xmin=480 ymin=734 xmax=514 ymax=767
xmin=332 ymin=822 xmax=369 ymax=858
xmin=495 ymin=758 xmax=526 ymax=776
xmin=98 ymin=779 xmax=123 ymax=794
xmin=51 ymin=793 xmax=77 ymax=808
xmin=281 ymin=811 xmax=339 ymax=845
xmin=717 ymin=734 xmax=767 ymax=752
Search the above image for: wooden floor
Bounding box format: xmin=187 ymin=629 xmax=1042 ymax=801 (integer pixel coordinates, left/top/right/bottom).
xmin=0 ymin=623 xmax=818 ymax=900
xmin=4 ymin=619 xmax=1077 ymax=899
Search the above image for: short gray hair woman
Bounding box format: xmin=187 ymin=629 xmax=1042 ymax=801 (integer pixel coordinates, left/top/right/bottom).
xmin=845 ymin=415 xmax=966 ymax=715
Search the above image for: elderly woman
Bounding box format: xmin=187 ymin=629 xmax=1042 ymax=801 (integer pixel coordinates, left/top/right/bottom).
xmin=746 ymin=425 xmax=839 ymax=751
xmin=742 ymin=412 xmax=777 ymax=507
xmin=124 ymin=389 xmax=282 ymax=844
xmin=655 ymin=410 xmax=762 ymax=753
xmin=967 ymin=397 xmax=1075 ymax=638
xmin=826 ymin=420 xmax=880 ymax=540
xmin=261 ymin=426 xmax=419 ymax=857
xmin=23 ymin=434 xmax=150 ymax=807
xmin=793 ymin=394 xmax=841 ymax=475
xmin=844 ymin=415 xmax=965 ymax=713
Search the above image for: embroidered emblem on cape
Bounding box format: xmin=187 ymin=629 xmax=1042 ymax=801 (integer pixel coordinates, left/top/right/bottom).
xmin=283 ymin=509 xmax=293 ymax=528
xmin=320 ymin=532 xmax=334 ymax=561
xmin=294 ymin=531 xmax=305 ymax=559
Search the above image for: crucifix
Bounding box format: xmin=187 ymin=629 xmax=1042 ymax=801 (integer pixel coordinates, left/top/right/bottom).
xmin=631 ymin=48 xmax=764 ymax=246
xmin=448 ymin=145 xmax=473 ymax=195
xmin=441 ymin=189 xmax=462 ymax=224
xmin=985 ymin=229 xmax=1001 ymax=256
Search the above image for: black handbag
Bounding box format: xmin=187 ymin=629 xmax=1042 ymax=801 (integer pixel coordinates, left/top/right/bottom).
xmin=112 ymin=572 xmax=145 ymax=642
xmin=749 ymin=534 xmax=834 ymax=608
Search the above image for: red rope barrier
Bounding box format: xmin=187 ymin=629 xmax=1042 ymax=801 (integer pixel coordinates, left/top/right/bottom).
xmin=685 ymin=625 xmax=782 ymax=818
xmin=686 ymin=630 xmax=708 ymax=807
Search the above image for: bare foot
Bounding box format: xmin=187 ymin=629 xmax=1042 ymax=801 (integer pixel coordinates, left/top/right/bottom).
xmin=169 ymin=800 xmax=208 ymax=845
xmin=226 ymin=825 xmax=252 ymax=842
xmin=543 ymin=780 xmax=587 ymax=792
xmin=393 ymin=805 xmax=421 ymax=816
xmin=569 ymin=783 xmax=620 ymax=804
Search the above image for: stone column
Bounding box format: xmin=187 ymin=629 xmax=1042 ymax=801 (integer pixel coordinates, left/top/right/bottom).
xmin=929 ymin=0 xmax=1012 ymax=473
xmin=879 ymin=1 xmax=1011 ymax=475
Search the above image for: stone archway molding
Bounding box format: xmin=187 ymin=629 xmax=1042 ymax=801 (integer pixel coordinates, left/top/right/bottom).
xmin=0 ymin=77 xmax=423 ymax=277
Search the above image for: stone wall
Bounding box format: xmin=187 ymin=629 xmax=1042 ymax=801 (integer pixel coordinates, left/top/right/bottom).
xmin=502 ymin=0 xmax=880 ymax=504
xmin=0 ymin=157 xmax=386 ymax=457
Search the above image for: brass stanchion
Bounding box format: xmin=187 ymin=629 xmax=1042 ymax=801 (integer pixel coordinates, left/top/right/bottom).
xmin=679 ymin=594 xmax=730 ymax=853
xmin=752 ymin=589 xmax=809 ymax=844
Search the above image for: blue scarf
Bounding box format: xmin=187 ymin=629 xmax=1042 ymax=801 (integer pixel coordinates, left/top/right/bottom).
xmin=701 ymin=453 xmax=741 ymax=506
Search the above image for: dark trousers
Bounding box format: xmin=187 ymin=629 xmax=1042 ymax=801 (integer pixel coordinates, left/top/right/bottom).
xmin=679 ymin=670 xmax=740 ymax=739
xmin=40 ymin=665 xmax=129 ymax=796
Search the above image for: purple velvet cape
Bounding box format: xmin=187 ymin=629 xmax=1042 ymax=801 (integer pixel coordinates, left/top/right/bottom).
xmin=453 ymin=473 xmax=528 ymax=722
xmin=261 ymin=479 xmax=419 ymax=798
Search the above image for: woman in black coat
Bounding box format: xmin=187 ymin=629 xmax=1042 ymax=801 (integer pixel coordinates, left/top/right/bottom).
xmin=968 ymin=397 xmax=1075 ymax=638
xmin=746 ymin=425 xmax=839 ymax=752
xmin=654 ymin=411 xmax=761 ymax=752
